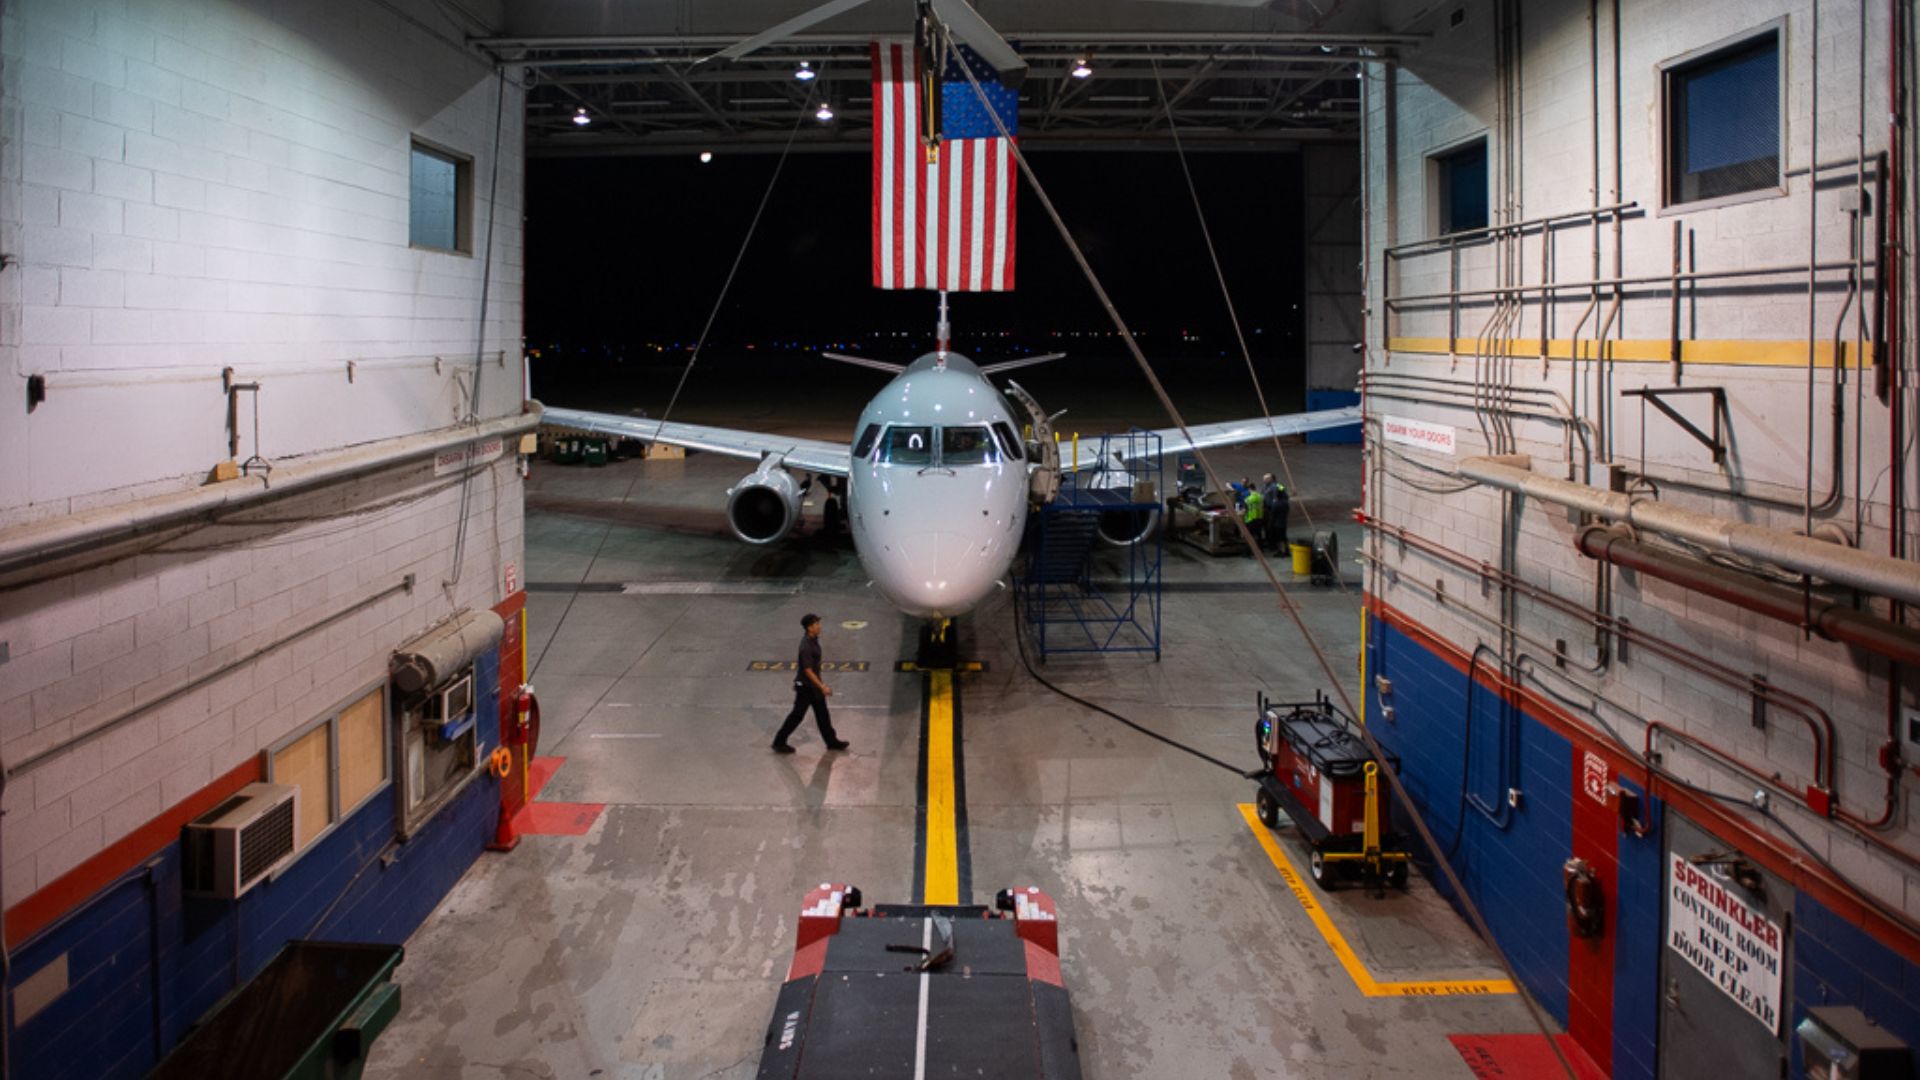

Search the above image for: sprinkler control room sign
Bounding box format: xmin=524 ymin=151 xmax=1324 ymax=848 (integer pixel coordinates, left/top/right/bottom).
xmin=1666 ymin=855 xmax=1784 ymax=1032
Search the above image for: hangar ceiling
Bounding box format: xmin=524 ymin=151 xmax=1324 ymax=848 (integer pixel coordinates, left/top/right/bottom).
xmin=464 ymin=1 xmax=1419 ymax=155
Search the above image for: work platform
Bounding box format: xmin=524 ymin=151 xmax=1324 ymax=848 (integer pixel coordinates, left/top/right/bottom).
xmin=362 ymin=430 xmax=1564 ymax=1079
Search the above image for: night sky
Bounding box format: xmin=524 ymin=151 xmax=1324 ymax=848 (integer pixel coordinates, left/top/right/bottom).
xmin=525 ymin=149 xmax=1307 ymax=352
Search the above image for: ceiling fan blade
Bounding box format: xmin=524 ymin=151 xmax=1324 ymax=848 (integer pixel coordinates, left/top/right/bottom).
xmin=709 ymin=0 xmax=883 ymax=63
xmin=925 ymin=0 xmax=1027 ymax=88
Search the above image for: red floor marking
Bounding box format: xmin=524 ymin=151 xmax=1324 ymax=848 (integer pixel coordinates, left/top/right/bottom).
xmin=1448 ymin=1034 xmax=1608 ymax=1080
xmin=516 ymin=756 xmax=605 ymax=837
xmin=527 ymin=756 xmax=565 ymax=800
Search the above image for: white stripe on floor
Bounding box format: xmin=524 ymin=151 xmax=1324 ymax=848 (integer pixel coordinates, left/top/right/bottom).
xmin=913 ymin=916 xmax=932 ymax=1080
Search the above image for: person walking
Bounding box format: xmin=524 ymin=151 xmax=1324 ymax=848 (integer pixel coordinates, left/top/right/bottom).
xmin=772 ymin=613 xmax=849 ymax=753
xmin=1261 ymin=473 xmax=1290 ymax=552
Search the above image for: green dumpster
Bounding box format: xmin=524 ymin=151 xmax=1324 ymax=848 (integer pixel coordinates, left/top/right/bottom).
xmin=150 ymin=941 xmax=403 ymax=1080
xmin=549 ymin=436 xmax=582 ymax=464
xmin=581 ymin=437 xmax=610 ymax=466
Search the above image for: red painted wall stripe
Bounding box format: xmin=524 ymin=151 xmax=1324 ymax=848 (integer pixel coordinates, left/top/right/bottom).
xmin=1369 ymin=595 xmax=1920 ymax=966
xmin=6 ymin=756 xmax=262 ymax=950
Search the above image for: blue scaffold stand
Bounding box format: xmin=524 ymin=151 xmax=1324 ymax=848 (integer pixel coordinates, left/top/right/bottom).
xmin=1019 ymin=429 xmax=1165 ymax=660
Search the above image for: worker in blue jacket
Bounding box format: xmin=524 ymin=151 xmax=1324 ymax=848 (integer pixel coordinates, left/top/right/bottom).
xmin=1261 ymin=473 xmax=1290 ymax=552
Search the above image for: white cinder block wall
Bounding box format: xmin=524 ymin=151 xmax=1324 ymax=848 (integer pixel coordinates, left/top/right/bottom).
xmin=0 ymin=0 xmax=526 ymax=909
xmin=1362 ymin=0 xmax=1917 ymax=916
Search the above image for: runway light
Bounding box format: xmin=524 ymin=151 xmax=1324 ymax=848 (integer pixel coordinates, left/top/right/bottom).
xmin=815 ymin=102 xmax=834 ymax=122
xmin=699 ymin=150 xmax=713 ymax=163
xmin=795 ymin=61 xmax=816 ymax=81
xmin=1070 ymin=58 xmax=1092 ymax=79
xmin=572 ymin=107 xmax=591 ymax=126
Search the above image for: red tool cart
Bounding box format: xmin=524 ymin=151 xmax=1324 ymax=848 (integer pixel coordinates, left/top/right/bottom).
xmin=1252 ymin=690 xmax=1411 ymax=891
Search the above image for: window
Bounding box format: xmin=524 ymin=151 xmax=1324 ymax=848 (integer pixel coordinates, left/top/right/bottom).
xmin=853 ymin=424 xmax=881 ymax=460
xmin=880 ymin=425 xmax=933 ymax=466
xmin=265 ymin=685 xmax=391 ymax=858
xmin=991 ymin=421 xmax=1024 ymax=461
xmin=940 ymin=426 xmax=998 ymax=466
xmin=409 ymin=140 xmax=472 ymax=252
xmin=1432 ymin=139 xmax=1488 ymax=235
xmin=1664 ymin=28 xmax=1781 ymax=207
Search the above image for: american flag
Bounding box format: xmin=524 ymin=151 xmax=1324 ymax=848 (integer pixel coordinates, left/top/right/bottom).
xmin=871 ymin=39 xmax=1018 ymax=292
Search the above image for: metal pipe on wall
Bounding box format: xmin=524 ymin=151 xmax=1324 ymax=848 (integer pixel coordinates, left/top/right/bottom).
xmin=0 ymin=409 xmax=541 ymax=576
xmin=1575 ymin=526 xmax=1920 ymax=667
xmin=1358 ymin=511 xmax=1835 ymax=793
xmin=1457 ymin=455 xmax=1920 ymax=607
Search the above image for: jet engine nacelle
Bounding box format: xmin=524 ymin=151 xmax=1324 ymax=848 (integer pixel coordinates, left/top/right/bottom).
xmin=1096 ymin=506 xmax=1162 ymax=547
xmin=726 ymin=462 xmax=803 ymax=544
xmin=1086 ymin=452 xmax=1161 ymax=546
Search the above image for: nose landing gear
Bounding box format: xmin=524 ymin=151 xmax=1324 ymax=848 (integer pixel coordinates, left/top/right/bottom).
xmin=917 ymin=617 xmax=959 ymax=669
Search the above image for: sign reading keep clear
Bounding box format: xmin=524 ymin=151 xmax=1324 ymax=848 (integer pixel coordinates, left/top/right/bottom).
xmin=1666 ymin=855 xmax=1784 ymax=1032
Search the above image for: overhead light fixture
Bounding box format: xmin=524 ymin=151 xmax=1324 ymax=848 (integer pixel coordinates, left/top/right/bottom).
xmin=699 ymin=150 xmax=713 ymax=163
xmin=795 ymin=61 xmax=816 ymax=81
xmin=815 ymin=102 xmax=834 ymax=122
xmin=1070 ymin=58 xmax=1092 ymax=79
xmin=571 ymin=107 xmax=591 ymax=126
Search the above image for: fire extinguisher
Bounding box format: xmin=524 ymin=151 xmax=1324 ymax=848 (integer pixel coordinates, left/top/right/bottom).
xmin=1563 ymin=858 xmax=1605 ymax=938
xmin=510 ymin=683 xmax=541 ymax=757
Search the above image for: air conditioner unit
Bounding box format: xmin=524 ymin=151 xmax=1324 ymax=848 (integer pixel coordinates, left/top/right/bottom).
xmin=420 ymin=673 xmax=476 ymax=741
xmin=182 ymin=783 xmax=298 ymax=899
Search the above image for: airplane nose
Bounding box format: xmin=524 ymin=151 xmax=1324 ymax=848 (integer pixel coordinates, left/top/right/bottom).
xmin=891 ymin=531 xmax=980 ymax=614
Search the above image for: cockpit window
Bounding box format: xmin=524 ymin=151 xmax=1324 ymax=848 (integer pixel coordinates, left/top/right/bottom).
xmin=991 ymin=421 xmax=1024 ymax=462
xmin=880 ymin=425 xmax=933 ymax=466
xmin=853 ymin=424 xmax=881 ymax=459
xmin=941 ymin=426 xmax=997 ymax=466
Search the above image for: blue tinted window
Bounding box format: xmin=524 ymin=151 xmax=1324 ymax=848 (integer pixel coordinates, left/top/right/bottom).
xmin=1669 ymin=33 xmax=1779 ymax=204
xmin=1436 ymin=141 xmax=1487 ymax=235
xmin=410 ymin=143 xmax=463 ymax=250
xmin=880 ymin=426 xmax=933 ymax=466
xmin=941 ymin=426 xmax=997 ymax=466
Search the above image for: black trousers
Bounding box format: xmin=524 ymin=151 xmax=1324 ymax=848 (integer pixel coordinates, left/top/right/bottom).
xmin=775 ymin=686 xmax=838 ymax=745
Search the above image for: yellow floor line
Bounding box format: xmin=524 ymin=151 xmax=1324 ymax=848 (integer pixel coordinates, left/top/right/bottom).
xmin=923 ymin=670 xmax=959 ymax=905
xmin=1237 ymin=803 xmax=1516 ymax=998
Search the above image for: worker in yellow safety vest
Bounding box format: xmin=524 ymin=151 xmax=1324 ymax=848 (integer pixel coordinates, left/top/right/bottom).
xmin=1238 ymin=477 xmax=1263 ymax=557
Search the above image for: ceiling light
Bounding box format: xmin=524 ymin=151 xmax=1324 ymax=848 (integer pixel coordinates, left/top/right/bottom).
xmin=699 ymin=150 xmax=713 ymax=163
xmin=1070 ymin=58 xmax=1092 ymax=79
xmin=571 ymin=107 xmax=590 ymax=126
xmin=795 ymin=61 xmax=816 ymax=81
xmin=815 ymin=102 xmax=834 ymax=122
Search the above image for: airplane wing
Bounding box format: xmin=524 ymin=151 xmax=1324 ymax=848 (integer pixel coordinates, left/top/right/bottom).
xmin=1082 ymin=406 xmax=1363 ymax=467
xmin=978 ymin=352 xmax=1067 ymax=376
xmin=542 ymin=406 xmax=853 ymax=477
xmin=821 ymin=352 xmax=906 ymax=374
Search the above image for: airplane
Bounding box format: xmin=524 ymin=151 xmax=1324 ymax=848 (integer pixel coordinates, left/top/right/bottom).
xmin=540 ymin=321 xmax=1361 ymax=648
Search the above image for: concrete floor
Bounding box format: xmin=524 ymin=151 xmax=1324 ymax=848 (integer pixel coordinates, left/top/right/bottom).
xmin=365 ymin=423 xmax=1555 ymax=1079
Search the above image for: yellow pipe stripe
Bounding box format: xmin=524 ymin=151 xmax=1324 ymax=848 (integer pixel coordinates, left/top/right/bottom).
xmin=1385 ymin=336 xmax=1871 ymax=368
xmin=1237 ymin=804 xmax=1517 ymax=998
xmin=923 ymin=670 xmax=960 ymax=906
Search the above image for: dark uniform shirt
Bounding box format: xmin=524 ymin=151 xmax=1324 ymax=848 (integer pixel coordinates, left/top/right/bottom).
xmin=796 ymin=635 xmax=822 ymax=690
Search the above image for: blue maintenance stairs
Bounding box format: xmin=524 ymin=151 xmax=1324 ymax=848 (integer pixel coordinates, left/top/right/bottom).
xmin=1018 ymin=430 xmax=1165 ymax=660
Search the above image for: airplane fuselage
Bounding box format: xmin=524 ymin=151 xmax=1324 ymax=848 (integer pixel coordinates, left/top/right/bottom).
xmin=846 ymin=352 xmax=1030 ymax=620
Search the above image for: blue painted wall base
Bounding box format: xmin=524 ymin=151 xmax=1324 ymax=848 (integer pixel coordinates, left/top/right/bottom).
xmin=8 ymin=654 xmax=501 ymax=1080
